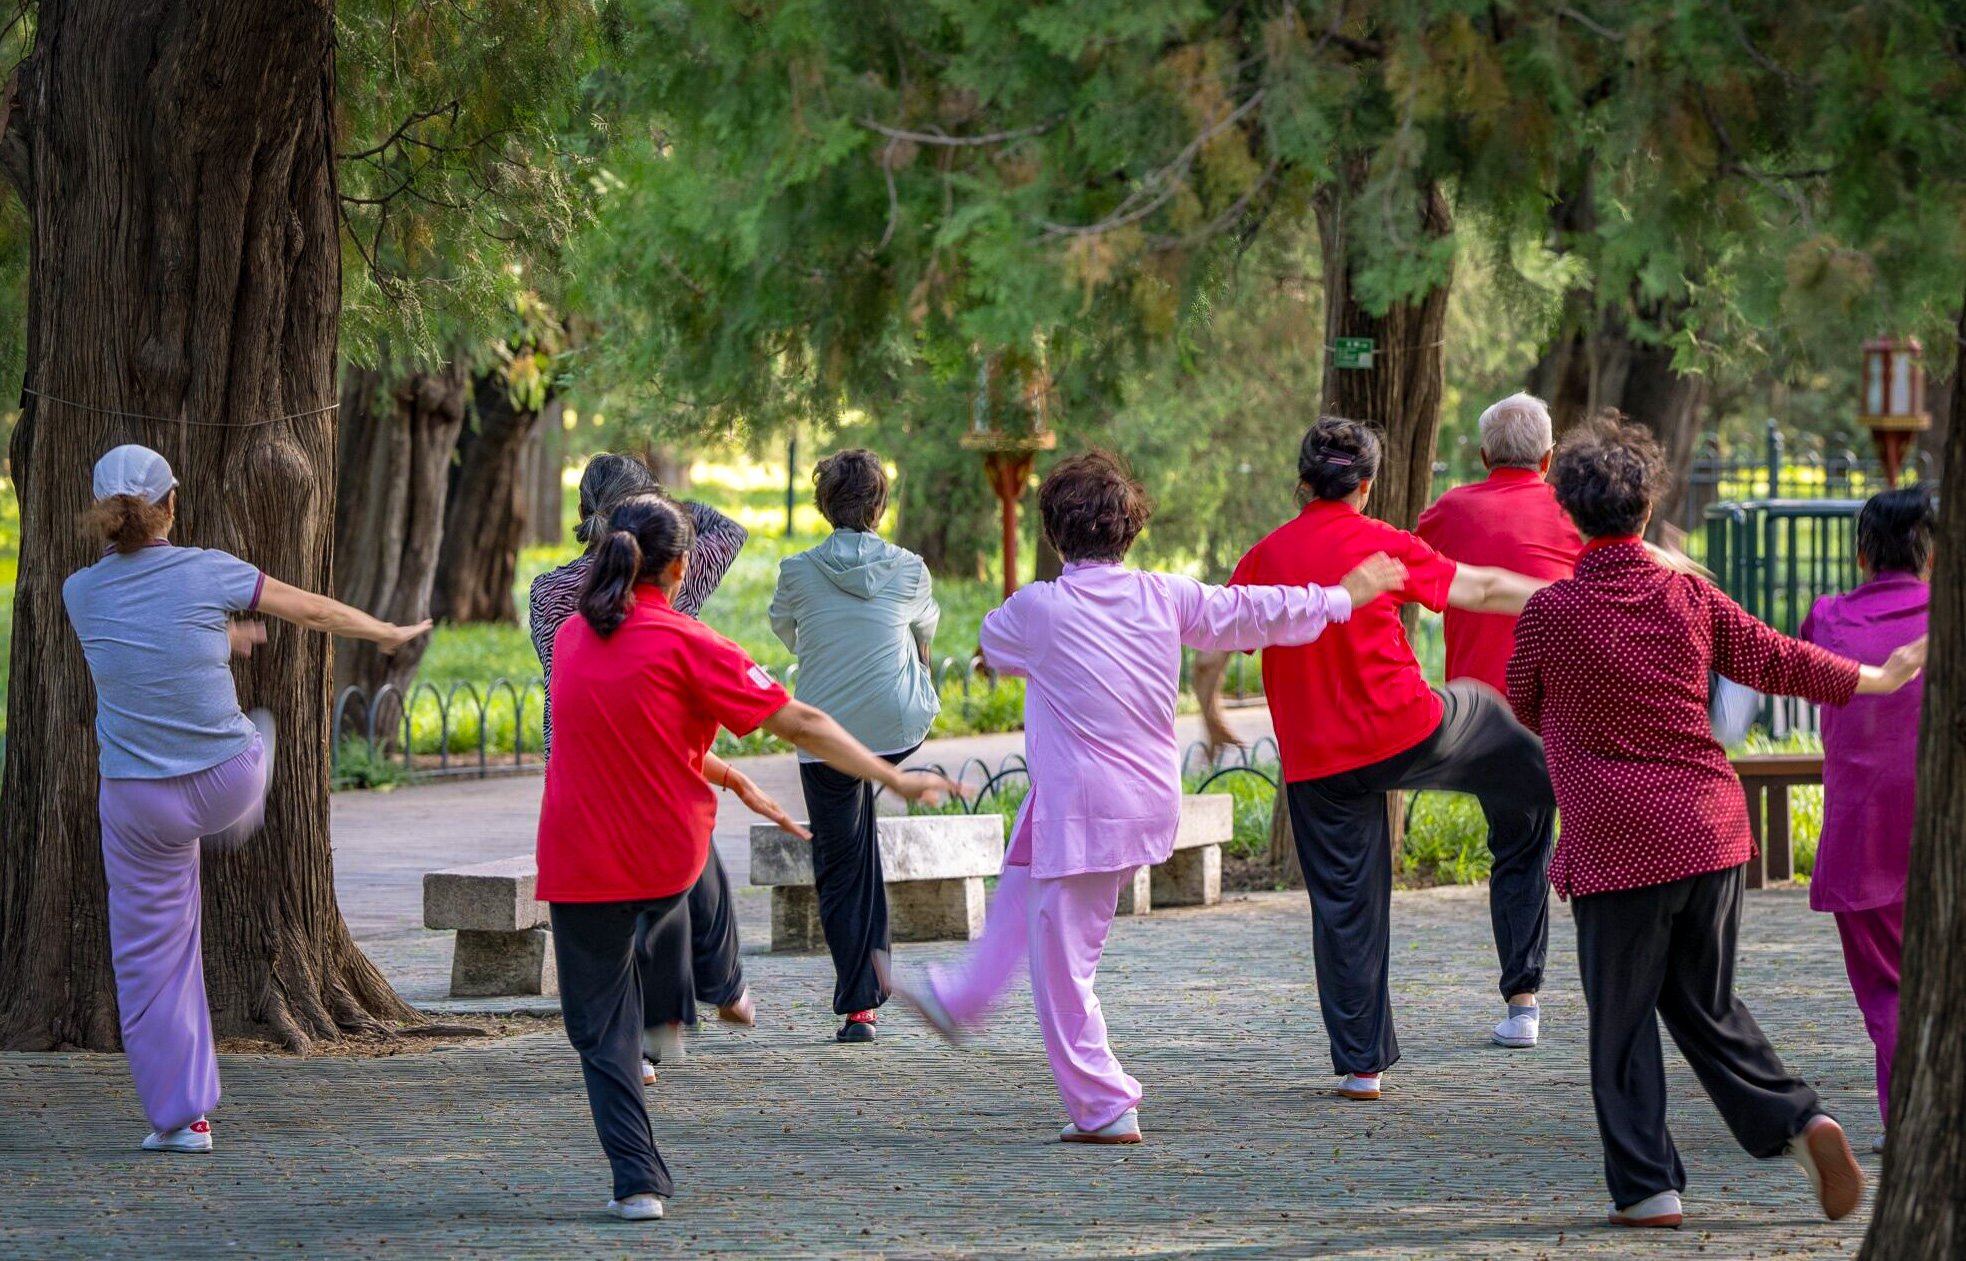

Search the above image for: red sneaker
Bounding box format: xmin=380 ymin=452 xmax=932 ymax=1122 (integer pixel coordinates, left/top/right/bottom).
xmin=838 ymin=1010 xmax=878 ymax=1043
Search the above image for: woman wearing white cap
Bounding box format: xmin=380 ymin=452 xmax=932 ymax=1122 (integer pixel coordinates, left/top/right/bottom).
xmin=62 ymin=444 xmax=431 ymax=1155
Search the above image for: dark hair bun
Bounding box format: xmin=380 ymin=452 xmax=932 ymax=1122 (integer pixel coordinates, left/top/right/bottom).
xmin=1298 ymin=417 xmax=1382 ymax=502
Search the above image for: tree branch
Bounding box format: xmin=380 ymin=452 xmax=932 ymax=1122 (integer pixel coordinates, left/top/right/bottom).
xmin=1041 ymin=90 xmax=1266 ymax=239
xmin=1555 ymin=6 xmax=1624 ymax=42
xmin=856 ymin=115 xmax=1064 ymax=147
xmin=340 ymin=100 xmax=460 ymax=162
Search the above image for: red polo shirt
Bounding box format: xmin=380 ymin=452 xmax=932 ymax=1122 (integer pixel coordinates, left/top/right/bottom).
xmin=536 ymin=585 xmax=790 ymax=903
xmin=1415 ymin=467 xmax=1583 ymax=693
xmin=1230 ymin=500 xmax=1459 ymax=782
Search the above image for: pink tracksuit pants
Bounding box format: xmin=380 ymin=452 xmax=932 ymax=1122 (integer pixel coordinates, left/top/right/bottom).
xmin=98 ymin=740 xmax=267 ymax=1133
xmin=927 ymin=863 xmax=1143 ymax=1132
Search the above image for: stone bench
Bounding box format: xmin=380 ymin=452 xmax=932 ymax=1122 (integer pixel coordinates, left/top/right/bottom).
xmin=1116 ymin=793 xmax=1234 ymax=916
xmin=422 ymin=857 xmax=554 ymax=997
xmin=749 ymin=814 xmax=1005 ymax=953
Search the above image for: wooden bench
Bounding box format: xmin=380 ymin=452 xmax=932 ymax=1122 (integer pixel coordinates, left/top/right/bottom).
xmin=1732 ymin=751 xmax=1825 ymax=889
xmin=422 ymin=857 xmax=554 ymax=997
xmin=1116 ymin=794 xmax=1234 ymax=916
xmin=749 ymin=814 xmax=1005 ymax=953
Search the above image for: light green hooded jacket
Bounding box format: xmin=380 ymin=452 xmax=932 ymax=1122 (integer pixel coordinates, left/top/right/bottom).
xmin=770 ymin=530 xmax=941 ymax=757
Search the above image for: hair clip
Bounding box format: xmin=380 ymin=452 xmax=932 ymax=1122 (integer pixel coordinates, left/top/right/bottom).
xmin=1320 ymin=450 xmax=1356 ymax=467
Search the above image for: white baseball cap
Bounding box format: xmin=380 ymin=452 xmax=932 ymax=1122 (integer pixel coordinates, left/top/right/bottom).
xmin=92 ymin=445 xmax=178 ymax=505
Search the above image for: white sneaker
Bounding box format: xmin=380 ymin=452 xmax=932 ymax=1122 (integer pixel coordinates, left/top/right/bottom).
xmin=1493 ymin=1006 xmax=1540 ymax=1049
xmin=641 ymin=1058 xmax=657 ymax=1087
xmin=607 ymin=1194 xmax=663 ymax=1221
xmin=1871 ymin=1133 xmax=1886 ymax=1155
xmin=1608 ymin=1189 xmax=1682 ymax=1228
xmin=1060 ymin=1108 xmax=1142 ymax=1144
xmin=1337 ymin=1073 xmax=1382 ymax=1100
xmin=643 ymin=1022 xmax=685 ymax=1066
xmin=142 ymin=1119 xmax=213 ymax=1153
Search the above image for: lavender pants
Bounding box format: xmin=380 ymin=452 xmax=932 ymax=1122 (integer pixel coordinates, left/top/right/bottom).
xmin=99 ymin=739 xmax=268 ymax=1132
xmin=928 ymin=864 xmax=1143 ymax=1132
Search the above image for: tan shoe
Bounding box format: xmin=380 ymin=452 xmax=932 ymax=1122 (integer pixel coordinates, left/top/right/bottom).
xmin=1789 ymin=1115 xmax=1866 ymax=1221
xmin=717 ymin=989 xmax=755 ymax=1027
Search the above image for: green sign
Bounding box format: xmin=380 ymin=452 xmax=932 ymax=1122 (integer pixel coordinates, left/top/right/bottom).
xmin=1333 ymin=337 xmax=1375 ymax=370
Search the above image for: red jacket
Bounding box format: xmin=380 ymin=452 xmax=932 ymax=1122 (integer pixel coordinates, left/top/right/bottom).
xmin=1506 ymin=540 xmax=1860 ymax=898
xmin=1416 ymin=467 xmax=1583 ymax=693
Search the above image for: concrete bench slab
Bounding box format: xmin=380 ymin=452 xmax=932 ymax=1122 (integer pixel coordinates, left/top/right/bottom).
xmin=1117 ymin=794 xmax=1233 ymax=916
xmin=423 ymin=857 xmax=553 ymax=998
xmin=750 ymin=814 xmax=1003 ymax=952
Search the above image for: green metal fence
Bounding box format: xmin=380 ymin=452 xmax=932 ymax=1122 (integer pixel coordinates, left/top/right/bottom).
xmin=1702 ymin=498 xmax=1865 ymax=735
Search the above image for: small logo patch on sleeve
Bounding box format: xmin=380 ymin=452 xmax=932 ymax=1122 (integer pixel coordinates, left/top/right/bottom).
xmin=748 ymin=665 xmax=776 ymax=690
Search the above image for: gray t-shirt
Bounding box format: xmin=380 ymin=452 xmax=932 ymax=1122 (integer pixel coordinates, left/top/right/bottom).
xmin=63 ymin=544 xmax=265 ymax=779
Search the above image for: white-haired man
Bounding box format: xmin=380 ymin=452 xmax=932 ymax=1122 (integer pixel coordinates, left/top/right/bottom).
xmin=1413 ymin=392 xmax=1581 ymax=1050
xmin=1418 ymin=393 xmax=1584 ymax=696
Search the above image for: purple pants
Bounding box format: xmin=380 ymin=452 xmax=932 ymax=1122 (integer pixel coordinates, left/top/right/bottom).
xmin=1833 ymin=902 xmax=1903 ymax=1127
xmin=927 ymin=864 xmax=1143 ymax=1132
xmin=99 ymin=739 xmax=268 ymax=1132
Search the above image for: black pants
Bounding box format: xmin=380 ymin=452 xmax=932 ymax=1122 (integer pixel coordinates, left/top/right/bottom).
xmin=1573 ymin=865 xmax=1822 ymax=1207
xmin=635 ymin=845 xmax=744 ymax=1029
xmin=800 ymin=746 xmax=916 ymax=1015
xmin=1286 ymin=683 xmax=1555 ymax=1074
xmin=552 ymin=895 xmax=691 ymax=1201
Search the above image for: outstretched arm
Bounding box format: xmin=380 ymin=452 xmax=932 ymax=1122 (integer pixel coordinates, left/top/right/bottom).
xmin=703 ymin=751 xmax=810 ymax=838
xmin=761 ymin=701 xmax=964 ymax=805
xmin=255 ymin=577 xmax=431 ymax=653
xmin=1447 ymin=564 xmax=1548 ymax=616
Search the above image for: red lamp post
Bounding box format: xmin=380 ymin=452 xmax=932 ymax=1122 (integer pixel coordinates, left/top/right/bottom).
xmin=1858 ymin=336 xmax=1930 ymax=486
xmin=961 ymin=345 xmax=1057 ymax=601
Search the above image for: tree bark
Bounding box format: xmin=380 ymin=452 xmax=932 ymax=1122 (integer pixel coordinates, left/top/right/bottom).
xmin=0 ymin=0 xmax=418 ymax=1052
xmin=1315 ymin=165 xmax=1454 ymax=534
xmin=332 ymin=363 xmax=469 ymax=706
xmin=430 ymin=373 xmax=543 ymax=624
xmin=1859 ymin=296 xmax=1966 ymax=1260
xmin=520 ymin=396 xmax=566 ymax=546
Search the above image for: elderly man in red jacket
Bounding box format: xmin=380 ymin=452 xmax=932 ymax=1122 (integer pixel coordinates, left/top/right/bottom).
xmin=1417 ymin=393 xmax=1584 ymax=696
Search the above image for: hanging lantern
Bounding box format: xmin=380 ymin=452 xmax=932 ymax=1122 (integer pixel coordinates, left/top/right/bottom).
xmin=962 ymin=342 xmax=1058 ymax=600
xmin=1858 ymin=336 xmax=1929 ymax=485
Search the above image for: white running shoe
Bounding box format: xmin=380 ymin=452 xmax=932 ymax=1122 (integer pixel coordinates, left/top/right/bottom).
xmin=607 ymin=1194 xmax=664 ymax=1221
xmin=1060 ymin=1109 xmax=1142 ymax=1144
xmin=1493 ymin=1006 xmax=1540 ymax=1049
xmin=641 ymin=1058 xmax=657 ymax=1087
xmin=142 ymin=1119 xmax=213 ymax=1153
xmin=1608 ymin=1189 xmax=1683 ymax=1228
xmin=1337 ymin=1073 xmax=1382 ymax=1100
xmin=643 ymin=1022 xmax=685 ymax=1066
xmin=1871 ymin=1133 xmax=1886 ymax=1155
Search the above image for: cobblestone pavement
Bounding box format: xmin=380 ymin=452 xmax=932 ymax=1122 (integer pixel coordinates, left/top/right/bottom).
xmin=1 ymin=884 xmax=1881 ymax=1259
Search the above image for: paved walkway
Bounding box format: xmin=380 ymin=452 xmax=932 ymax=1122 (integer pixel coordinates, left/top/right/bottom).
xmin=0 ymin=715 xmax=1886 ymax=1258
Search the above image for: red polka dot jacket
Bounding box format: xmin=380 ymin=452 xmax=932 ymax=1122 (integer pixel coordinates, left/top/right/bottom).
xmin=1506 ymin=540 xmax=1860 ymax=898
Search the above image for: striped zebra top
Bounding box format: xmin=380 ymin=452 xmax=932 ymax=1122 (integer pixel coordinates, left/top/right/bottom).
xmin=529 ymin=499 xmax=749 ymax=756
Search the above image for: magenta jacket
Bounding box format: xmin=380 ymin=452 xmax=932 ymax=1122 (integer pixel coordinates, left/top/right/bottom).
xmin=1800 ymin=573 xmax=1928 ymax=913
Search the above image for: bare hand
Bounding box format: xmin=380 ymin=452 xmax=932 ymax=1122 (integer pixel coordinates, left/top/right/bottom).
xmin=1885 ymin=636 xmax=1928 ymax=689
xmin=378 ymin=619 xmax=434 ymax=656
xmin=1340 ymin=552 xmax=1408 ymax=608
xmin=891 ymin=770 xmax=968 ymax=809
xmin=228 ymin=619 xmax=268 ymax=659
xmin=726 ymin=770 xmax=811 ymax=839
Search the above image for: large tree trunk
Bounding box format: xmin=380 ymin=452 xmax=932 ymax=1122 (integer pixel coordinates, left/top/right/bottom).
xmin=1860 ymin=297 xmax=1966 ymax=1260
xmin=1315 ymin=165 xmax=1454 ymax=533
xmin=520 ymin=396 xmax=566 ymax=546
xmin=0 ymin=0 xmax=417 ymax=1052
xmin=332 ymin=363 xmax=469 ymax=705
xmin=430 ymin=373 xmax=543 ymax=624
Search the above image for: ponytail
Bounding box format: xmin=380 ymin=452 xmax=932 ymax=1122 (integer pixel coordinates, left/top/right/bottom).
xmin=82 ymin=493 xmax=174 ymax=554
xmin=575 ymin=493 xmax=697 ymax=638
